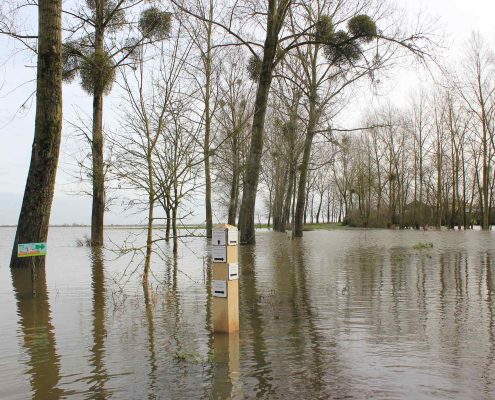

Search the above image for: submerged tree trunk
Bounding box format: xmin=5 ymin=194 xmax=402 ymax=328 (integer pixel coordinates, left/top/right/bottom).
xmin=294 ymin=45 xmax=319 ymax=237
xmin=165 ymin=205 xmax=171 ymax=242
xmin=10 ymin=0 xmax=63 ymax=269
xmin=172 ymin=205 xmax=178 ymax=254
xmin=294 ymin=101 xmax=317 ymax=237
xmin=91 ymin=8 xmax=106 ymax=246
xmin=91 ymin=91 xmax=105 ymax=246
xmin=203 ymin=4 xmax=214 ymax=238
xmin=282 ymin=164 xmax=295 ymax=230
xmin=238 ymin=3 xmax=282 ymax=244
xmin=143 ymin=163 xmax=154 ymax=282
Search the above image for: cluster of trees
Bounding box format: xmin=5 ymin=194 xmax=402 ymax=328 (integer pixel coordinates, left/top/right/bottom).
xmin=2 ymin=0 xmax=441 ymax=274
xmin=277 ymin=34 xmax=495 ymax=231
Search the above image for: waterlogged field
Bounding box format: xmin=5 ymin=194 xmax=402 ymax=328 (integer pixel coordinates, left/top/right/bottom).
xmin=0 ymin=227 xmax=494 ymax=399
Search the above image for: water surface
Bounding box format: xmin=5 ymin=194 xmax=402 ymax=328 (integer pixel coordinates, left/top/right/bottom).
xmin=0 ymin=227 xmax=494 ymax=399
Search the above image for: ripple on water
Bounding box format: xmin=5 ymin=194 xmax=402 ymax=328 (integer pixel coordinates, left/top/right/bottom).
xmin=0 ymin=227 xmax=494 ymax=399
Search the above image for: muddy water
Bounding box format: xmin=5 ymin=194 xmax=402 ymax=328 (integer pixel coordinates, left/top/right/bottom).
xmin=0 ymin=227 xmax=494 ymax=399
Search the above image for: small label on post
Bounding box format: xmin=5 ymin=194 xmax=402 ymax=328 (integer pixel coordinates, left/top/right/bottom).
xmin=212 ymin=246 xmax=227 ymax=262
xmin=212 ymin=280 xmax=227 ymax=297
xmin=212 ymin=229 xmax=227 ymax=246
xmin=227 ymin=228 xmax=238 ymax=245
xmin=228 ymin=263 xmax=239 ymax=280
xmin=18 ymin=243 xmax=47 ymax=258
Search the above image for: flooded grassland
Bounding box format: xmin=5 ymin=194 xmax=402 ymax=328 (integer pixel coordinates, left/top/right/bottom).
xmin=0 ymin=227 xmax=494 ymax=399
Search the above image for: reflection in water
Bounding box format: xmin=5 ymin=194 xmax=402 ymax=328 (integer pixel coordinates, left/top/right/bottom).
xmin=209 ymin=333 xmax=241 ymax=399
xmin=86 ymin=247 xmax=111 ymax=398
xmin=239 ymin=245 xmax=274 ymax=398
xmin=292 ymin=242 xmax=327 ymax=398
xmin=3 ymin=229 xmax=495 ymax=398
xmin=11 ymin=266 xmax=64 ymax=399
xmin=482 ymin=253 xmax=494 ymax=394
xmin=143 ymin=280 xmax=158 ymax=398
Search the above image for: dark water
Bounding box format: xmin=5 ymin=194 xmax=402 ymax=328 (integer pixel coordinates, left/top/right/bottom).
xmin=0 ymin=227 xmax=494 ymax=399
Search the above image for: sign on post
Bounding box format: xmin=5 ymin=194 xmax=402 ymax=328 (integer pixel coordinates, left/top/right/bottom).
xmin=18 ymin=243 xmax=47 ymax=258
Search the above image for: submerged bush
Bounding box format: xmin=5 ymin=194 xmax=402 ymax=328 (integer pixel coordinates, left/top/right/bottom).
xmin=413 ymin=242 xmax=433 ymax=250
xmin=75 ymin=235 xmax=91 ymax=247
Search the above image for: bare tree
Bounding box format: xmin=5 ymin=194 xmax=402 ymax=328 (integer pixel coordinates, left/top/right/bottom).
xmin=62 ymin=1 xmax=172 ymax=245
xmin=9 ymin=0 xmax=63 ymax=270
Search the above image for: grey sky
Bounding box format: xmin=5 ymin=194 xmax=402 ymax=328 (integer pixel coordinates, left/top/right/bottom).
xmin=0 ymin=0 xmax=494 ymax=225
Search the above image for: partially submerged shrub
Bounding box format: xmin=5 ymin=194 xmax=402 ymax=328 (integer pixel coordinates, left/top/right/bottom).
xmin=413 ymin=242 xmax=433 ymax=250
xmin=75 ymin=235 xmax=91 ymax=247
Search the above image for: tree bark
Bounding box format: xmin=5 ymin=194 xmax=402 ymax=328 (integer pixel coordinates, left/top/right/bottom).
xmin=10 ymin=0 xmax=63 ymax=269
xmin=91 ymin=91 xmax=105 ymax=245
xmin=294 ymin=103 xmax=317 ymax=237
xmin=91 ymin=3 xmax=106 ymax=246
xmin=227 ymin=142 xmax=239 ymax=226
xmin=238 ymin=2 xmax=282 ymax=244
xmin=144 ymin=157 xmax=154 ymax=282
xmin=172 ymin=205 xmax=178 ymax=254
xmin=203 ymin=3 xmax=214 ymax=238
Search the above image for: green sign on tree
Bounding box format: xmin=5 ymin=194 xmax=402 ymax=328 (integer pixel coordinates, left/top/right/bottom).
xmin=18 ymin=243 xmax=47 ymax=258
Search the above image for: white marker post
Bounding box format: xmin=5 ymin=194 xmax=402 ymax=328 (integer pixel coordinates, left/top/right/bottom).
xmin=211 ymin=224 xmax=239 ymax=333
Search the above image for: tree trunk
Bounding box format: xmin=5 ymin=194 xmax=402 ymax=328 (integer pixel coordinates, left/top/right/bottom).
xmin=316 ymin=191 xmax=323 ymax=224
xmin=436 ymin=137 xmax=442 ymax=229
xmin=10 ymin=0 xmax=63 ymax=269
xmin=203 ymin=6 xmax=213 ymax=238
xmin=294 ymin=107 xmax=317 ymax=237
xmin=238 ymin=7 xmax=280 ymax=244
xmin=91 ymin=91 xmax=105 ymax=246
xmin=165 ymin=204 xmax=171 ymax=242
xmin=172 ymin=205 xmax=178 ymax=254
xmin=482 ymin=120 xmax=490 ymax=230
xmin=144 ymin=161 xmax=154 ymax=282
xmin=272 ymin=166 xmax=288 ymax=232
xmin=91 ymin=8 xmax=106 ymax=246
xmin=294 ymin=46 xmax=319 ymax=237
xmin=227 ymin=140 xmax=239 ymax=225
xmin=281 ymin=164 xmax=295 ymax=231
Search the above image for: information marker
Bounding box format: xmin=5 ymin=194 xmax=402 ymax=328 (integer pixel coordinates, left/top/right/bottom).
xmin=18 ymin=243 xmax=47 ymax=258
xmin=211 ymin=224 xmax=239 ymax=333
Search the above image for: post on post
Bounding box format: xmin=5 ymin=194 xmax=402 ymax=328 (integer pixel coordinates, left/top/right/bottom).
xmin=211 ymin=224 xmax=239 ymax=333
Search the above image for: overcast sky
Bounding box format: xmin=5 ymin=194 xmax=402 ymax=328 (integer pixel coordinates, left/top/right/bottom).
xmin=1 ymin=0 xmax=494 ymax=225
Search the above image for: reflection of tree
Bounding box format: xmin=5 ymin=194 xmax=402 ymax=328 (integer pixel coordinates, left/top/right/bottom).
xmin=11 ymin=266 xmax=64 ymax=399
xmin=292 ymin=241 xmax=327 ymax=397
xmin=416 ymin=256 xmax=427 ymax=330
xmin=143 ymin=281 xmax=158 ymax=396
xmin=482 ymin=253 xmax=495 ymax=393
xmin=203 ymin=248 xmax=215 ymax=398
xmin=239 ymin=245 xmax=274 ymax=397
xmin=165 ymin=255 xmax=183 ymax=352
xmin=87 ymin=247 xmax=111 ymax=398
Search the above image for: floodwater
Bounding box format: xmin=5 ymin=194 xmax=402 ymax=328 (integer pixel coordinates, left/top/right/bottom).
xmin=0 ymin=227 xmax=494 ymax=399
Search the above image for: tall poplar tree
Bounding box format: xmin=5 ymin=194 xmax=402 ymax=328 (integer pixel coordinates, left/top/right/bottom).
xmin=63 ymin=1 xmax=172 ymax=245
xmin=10 ymin=0 xmax=63 ymax=269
